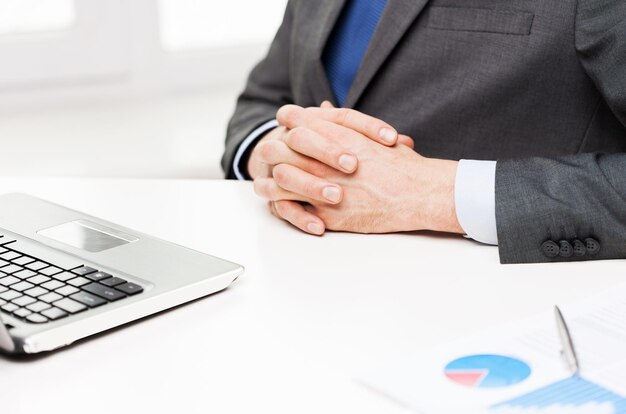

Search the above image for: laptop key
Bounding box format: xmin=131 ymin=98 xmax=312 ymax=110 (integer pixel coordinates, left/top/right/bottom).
xmin=53 ymin=298 xmax=87 ymax=314
xmin=11 ymin=281 xmax=35 ymax=292
xmin=25 ymin=261 xmax=48 ymax=271
xmin=12 ymin=256 xmax=35 ymax=266
xmin=0 ymin=246 xmax=7 ymax=254
xmin=39 ymin=292 xmax=63 ymax=304
xmin=9 ymin=241 xmax=81 ymax=271
xmin=72 ymin=266 xmax=97 ymax=276
xmin=26 ymin=313 xmax=48 ymax=324
xmin=0 ymin=251 xmax=20 ymax=261
xmin=11 ymin=281 xmax=34 ymax=292
xmin=85 ymin=271 xmax=112 ymax=282
xmin=1 ymin=264 xmax=23 ymax=274
xmin=67 ymin=277 xmax=90 ymax=287
xmin=41 ymin=280 xmax=64 ymax=291
xmin=0 ymin=276 xmax=20 ymax=287
xmin=55 ymin=285 xmax=79 ymax=296
xmin=0 ymin=290 xmax=22 ymax=301
xmin=40 ymin=266 xmax=62 ymax=276
xmin=82 ymin=283 xmax=126 ymax=301
xmin=26 ymin=274 xmax=51 ymax=285
xmin=115 ymin=282 xmax=143 ymax=296
xmin=100 ymin=277 xmax=126 ymax=287
xmin=14 ymin=308 xmax=32 ymax=318
xmin=1 ymin=303 xmax=19 ymax=313
xmin=70 ymin=292 xmax=106 ymax=308
xmin=26 ymin=301 xmax=51 ymax=313
xmin=24 ymin=286 xmax=48 ymax=298
xmin=12 ymin=295 xmax=36 ymax=307
xmin=0 ymin=259 xmax=9 ymax=268
xmin=0 ymin=286 xmax=7 ymax=293
xmin=13 ymin=269 xmax=37 ymax=280
xmin=41 ymin=307 xmax=68 ymax=320
xmin=53 ymin=272 xmax=77 ymax=282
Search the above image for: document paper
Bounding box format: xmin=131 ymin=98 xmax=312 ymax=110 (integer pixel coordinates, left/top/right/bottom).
xmin=360 ymin=284 xmax=626 ymax=413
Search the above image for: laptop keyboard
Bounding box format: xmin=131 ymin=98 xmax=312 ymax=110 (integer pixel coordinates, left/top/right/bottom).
xmin=0 ymin=236 xmax=143 ymax=324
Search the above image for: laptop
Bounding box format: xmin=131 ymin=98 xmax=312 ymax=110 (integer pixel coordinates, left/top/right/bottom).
xmin=0 ymin=193 xmax=243 ymax=354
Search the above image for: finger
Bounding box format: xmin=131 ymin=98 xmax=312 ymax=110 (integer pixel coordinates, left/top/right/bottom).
xmin=255 ymin=139 xmax=335 ymax=176
xmin=273 ymin=163 xmax=343 ymax=204
xmin=273 ymin=200 xmax=325 ymax=235
xmin=287 ymin=117 xmax=374 ymax=155
xmin=268 ymin=201 xmax=279 ymax=218
xmin=254 ymin=177 xmax=312 ymax=203
xmin=317 ymin=104 xmax=411 ymax=151
xmin=282 ymin=126 xmax=359 ymax=174
xmin=398 ymin=134 xmax=415 ymax=149
xmin=277 ymin=104 xmax=398 ymax=146
xmin=320 ymin=107 xmax=398 ymax=145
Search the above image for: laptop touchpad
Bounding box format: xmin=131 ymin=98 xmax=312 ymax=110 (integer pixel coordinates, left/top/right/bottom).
xmin=38 ymin=220 xmax=138 ymax=253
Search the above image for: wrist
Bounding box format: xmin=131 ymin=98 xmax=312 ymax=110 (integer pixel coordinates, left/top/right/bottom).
xmin=410 ymin=158 xmax=463 ymax=234
xmin=432 ymin=159 xmax=463 ymax=234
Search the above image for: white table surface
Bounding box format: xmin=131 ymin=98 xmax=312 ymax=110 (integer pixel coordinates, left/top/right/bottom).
xmin=0 ymin=177 xmax=624 ymax=414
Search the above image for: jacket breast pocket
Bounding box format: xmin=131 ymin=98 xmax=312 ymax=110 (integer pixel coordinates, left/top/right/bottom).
xmin=427 ymin=6 xmax=534 ymax=35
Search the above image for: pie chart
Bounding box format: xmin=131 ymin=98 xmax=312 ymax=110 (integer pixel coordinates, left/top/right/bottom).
xmin=444 ymin=354 xmax=531 ymax=388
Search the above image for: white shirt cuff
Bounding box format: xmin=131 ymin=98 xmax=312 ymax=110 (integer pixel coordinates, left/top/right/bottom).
xmin=454 ymin=160 xmax=498 ymax=245
xmin=232 ymin=119 xmax=280 ymax=180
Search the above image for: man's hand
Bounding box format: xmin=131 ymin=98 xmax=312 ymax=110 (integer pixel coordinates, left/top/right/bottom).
xmin=247 ymin=103 xmax=410 ymax=235
xmin=263 ymin=105 xmax=463 ymax=234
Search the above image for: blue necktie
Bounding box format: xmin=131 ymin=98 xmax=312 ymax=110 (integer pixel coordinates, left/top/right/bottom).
xmin=324 ymin=0 xmax=388 ymax=107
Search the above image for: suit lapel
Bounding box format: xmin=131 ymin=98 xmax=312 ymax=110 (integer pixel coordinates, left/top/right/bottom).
xmin=307 ymin=0 xmax=347 ymax=106
xmin=343 ymin=0 xmax=431 ymax=108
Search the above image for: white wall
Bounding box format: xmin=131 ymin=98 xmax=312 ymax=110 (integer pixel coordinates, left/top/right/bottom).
xmin=0 ymin=0 xmax=287 ymax=179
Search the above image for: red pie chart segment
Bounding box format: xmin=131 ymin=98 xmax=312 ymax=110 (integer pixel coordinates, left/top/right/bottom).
xmin=444 ymin=355 xmax=532 ymax=388
xmin=445 ymin=370 xmax=488 ymax=387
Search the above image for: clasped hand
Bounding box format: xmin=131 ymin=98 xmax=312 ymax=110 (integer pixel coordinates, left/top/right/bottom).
xmin=248 ymin=102 xmax=463 ymax=236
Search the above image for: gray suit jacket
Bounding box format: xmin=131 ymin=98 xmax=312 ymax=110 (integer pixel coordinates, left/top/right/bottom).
xmin=222 ymin=0 xmax=626 ymax=264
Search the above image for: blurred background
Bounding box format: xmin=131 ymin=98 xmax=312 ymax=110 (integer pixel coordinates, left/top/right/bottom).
xmin=0 ymin=0 xmax=287 ymax=178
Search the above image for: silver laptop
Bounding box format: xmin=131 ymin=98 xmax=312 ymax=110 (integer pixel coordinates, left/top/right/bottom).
xmin=0 ymin=193 xmax=243 ymax=354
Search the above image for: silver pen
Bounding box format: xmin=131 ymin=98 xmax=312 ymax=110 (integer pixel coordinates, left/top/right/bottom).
xmin=554 ymin=305 xmax=580 ymax=375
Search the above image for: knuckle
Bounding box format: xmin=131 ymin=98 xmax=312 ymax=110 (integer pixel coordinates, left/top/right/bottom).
xmin=257 ymin=141 xmax=274 ymax=162
xmin=285 ymin=127 xmax=305 ymax=147
xmin=274 ymin=200 xmax=292 ymax=219
xmin=277 ymin=105 xmax=299 ymax=126
xmin=308 ymin=161 xmax=328 ymax=177
xmin=323 ymin=142 xmax=342 ymax=160
xmin=253 ymin=179 xmax=268 ymax=197
xmin=335 ymin=108 xmax=351 ymax=124
xmin=301 ymin=178 xmax=320 ymax=198
xmin=266 ymin=183 xmax=280 ymax=200
xmin=255 ymin=179 xmax=282 ymax=200
xmin=272 ymin=164 xmax=290 ymax=184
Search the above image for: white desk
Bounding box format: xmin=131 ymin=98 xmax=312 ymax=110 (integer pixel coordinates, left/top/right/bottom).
xmin=0 ymin=178 xmax=624 ymax=414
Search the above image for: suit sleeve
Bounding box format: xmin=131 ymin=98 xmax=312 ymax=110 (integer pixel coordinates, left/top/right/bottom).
xmin=494 ymin=0 xmax=626 ymax=263
xmin=221 ymin=2 xmax=295 ymax=179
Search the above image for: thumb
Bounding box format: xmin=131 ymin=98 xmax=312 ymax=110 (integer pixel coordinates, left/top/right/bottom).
xmin=397 ymin=134 xmax=415 ymax=149
xmin=321 ymin=100 xmax=335 ymax=109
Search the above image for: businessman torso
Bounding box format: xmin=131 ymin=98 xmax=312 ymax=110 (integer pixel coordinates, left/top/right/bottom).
xmin=285 ymin=0 xmax=626 ymax=160
xmin=224 ymin=0 xmax=626 ymax=264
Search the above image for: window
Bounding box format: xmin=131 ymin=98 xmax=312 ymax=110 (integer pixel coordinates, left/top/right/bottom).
xmin=0 ymin=0 xmax=75 ymax=35
xmin=0 ymin=0 xmax=288 ymax=107
xmin=158 ymin=0 xmax=288 ymax=50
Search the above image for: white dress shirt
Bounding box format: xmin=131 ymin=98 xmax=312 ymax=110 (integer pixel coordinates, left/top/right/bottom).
xmin=233 ymin=121 xmax=498 ymax=245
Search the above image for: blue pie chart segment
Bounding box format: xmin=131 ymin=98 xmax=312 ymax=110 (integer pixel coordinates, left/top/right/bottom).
xmin=444 ymin=354 xmax=531 ymax=388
